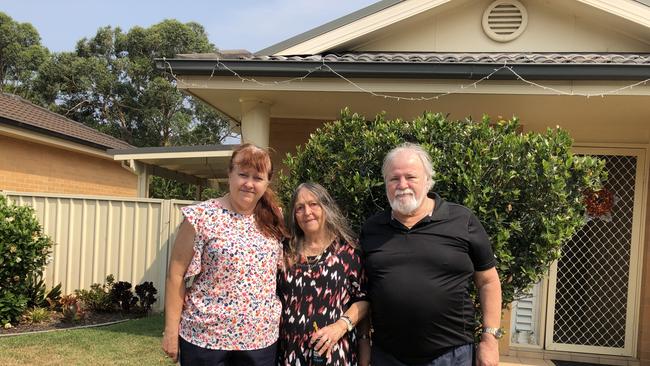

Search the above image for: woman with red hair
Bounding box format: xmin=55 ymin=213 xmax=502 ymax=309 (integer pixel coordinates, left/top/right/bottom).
xmin=162 ymin=143 xmax=287 ymax=365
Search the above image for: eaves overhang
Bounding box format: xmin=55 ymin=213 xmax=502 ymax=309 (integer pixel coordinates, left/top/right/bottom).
xmin=108 ymin=144 xmax=236 ymax=182
xmin=157 ymin=58 xmax=650 ymax=81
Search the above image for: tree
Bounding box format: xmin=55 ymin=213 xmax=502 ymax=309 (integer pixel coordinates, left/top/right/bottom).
xmin=31 ymin=20 xmax=233 ymax=200
xmin=0 ymin=12 xmax=49 ymax=102
xmin=35 ymin=20 xmax=230 ymax=148
xmin=278 ymin=110 xmax=606 ymax=306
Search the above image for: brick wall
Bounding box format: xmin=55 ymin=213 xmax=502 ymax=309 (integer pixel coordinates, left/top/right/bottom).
xmin=0 ymin=134 xmax=137 ymax=197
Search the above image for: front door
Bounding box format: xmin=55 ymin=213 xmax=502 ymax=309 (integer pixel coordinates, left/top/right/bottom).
xmin=545 ymin=148 xmax=645 ymax=356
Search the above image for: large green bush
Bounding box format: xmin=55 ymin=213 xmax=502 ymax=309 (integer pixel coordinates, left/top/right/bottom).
xmin=0 ymin=194 xmax=54 ymax=325
xmin=278 ymin=110 xmax=605 ymax=305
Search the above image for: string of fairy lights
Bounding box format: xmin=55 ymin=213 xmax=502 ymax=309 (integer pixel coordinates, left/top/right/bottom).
xmin=162 ymin=57 xmax=650 ymax=100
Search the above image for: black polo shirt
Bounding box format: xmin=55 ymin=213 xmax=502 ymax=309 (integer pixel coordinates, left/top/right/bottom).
xmin=360 ymin=192 xmax=496 ymax=364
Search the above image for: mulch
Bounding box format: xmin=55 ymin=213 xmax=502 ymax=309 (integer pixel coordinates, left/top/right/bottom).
xmin=0 ymin=311 xmax=137 ymax=336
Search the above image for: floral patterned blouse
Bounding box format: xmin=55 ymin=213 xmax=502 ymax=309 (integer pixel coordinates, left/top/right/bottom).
xmin=179 ymin=199 xmax=283 ymax=350
xmin=277 ymin=241 xmax=367 ymax=366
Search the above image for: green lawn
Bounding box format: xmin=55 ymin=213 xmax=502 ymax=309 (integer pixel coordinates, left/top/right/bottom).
xmin=0 ymin=314 xmax=176 ymax=366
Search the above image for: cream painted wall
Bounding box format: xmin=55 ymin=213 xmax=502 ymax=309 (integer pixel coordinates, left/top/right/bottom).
xmin=354 ymin=0 xmax=650 ymax=52
xmin=264 ymin=94 xmax=650 ymax=150
xmin=419 ymin=94 xmax=650 ymax=144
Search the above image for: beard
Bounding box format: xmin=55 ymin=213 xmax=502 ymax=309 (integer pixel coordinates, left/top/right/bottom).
xmin=389 ymin=188 xmax=425 ymax=216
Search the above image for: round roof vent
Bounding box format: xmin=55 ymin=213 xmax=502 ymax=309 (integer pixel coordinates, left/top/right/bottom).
xmin=482 ymin=0 xmax=528 ymax=42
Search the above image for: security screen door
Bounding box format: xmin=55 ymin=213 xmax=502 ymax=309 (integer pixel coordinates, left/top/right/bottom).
xmin=546 ymin=148 xmax=645 ymax=356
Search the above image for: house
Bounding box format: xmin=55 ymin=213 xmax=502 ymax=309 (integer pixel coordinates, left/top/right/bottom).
xmin=0 ymin=92 xmax=137 ymax=197
xmin=157 ymin=0 xmax=650 ymax=364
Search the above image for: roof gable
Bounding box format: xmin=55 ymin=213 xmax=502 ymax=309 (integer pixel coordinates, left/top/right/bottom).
xmin=262 ymin=0 xmax=650 ymax=55
xmin=0 ymin=93 xmax=132 ymax=150
xmin=356 ymin=0 xmax=650 ymax=53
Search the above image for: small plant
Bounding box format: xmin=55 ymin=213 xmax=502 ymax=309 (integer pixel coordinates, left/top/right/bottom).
xmin=0 ymin=292 xmax=26 ymax=328
xmin=25 ymin=274 xmax=47 ymax=309
xmin=134 ymin=281 xmax=158 ymax=313
xmin=110 ymin=281 xmax=137 ymax=313
xmin=45 ymin=283 xmax=62 ymax=311
xmin=75 ymin=275 xmax=115 ymax=312
xmin=26 ymin=274 xmax=61 ymax=310
xmin=60 ymin=295 xmax=84 ymax=323
xmin=22 ymin=307 xmax=51 ymax=324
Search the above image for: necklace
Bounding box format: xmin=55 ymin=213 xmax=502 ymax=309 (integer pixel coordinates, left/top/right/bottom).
xmin=300 ymin=239 xmax=332 ymax=273
xmin=305 ymin=252 xmax=324 ymax=273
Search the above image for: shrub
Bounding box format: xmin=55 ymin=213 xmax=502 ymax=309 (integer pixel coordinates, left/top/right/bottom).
xmin=278 ymin=110 xmax=605 ymax=306
xmin=110 ymin=281 xmax=137 ymax=313
xmin=75 ymin=275 xmax=115 ymax=312
xmin=74 ymin=275 xmax=158 ymax=315
xmin=60 ymin=294 xmax=84 ymax=323
xmin=134 ymin=281 xmax=158 ymax=313
xmin=23 ymin=307 xmax=51 ymax=324
xmin=45 ymin=283 xmax=62 ymax=310
xmin=25 ymin=273 xmax=47 ymax=309
xmin=0 ymin=194 xmax=54 ymax=326
xmin=26 ymin=273 xmax=61 ymax=310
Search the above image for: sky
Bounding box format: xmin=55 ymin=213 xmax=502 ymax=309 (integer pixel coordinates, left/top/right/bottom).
xmin=1 ymin=0 xmax=379 ymax=53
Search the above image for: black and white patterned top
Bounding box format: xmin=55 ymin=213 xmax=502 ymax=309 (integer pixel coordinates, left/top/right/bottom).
xmin=277 ymin=241 xmax=367 ymax=366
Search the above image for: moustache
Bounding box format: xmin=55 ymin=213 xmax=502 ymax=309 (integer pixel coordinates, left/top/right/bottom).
xmin=395 ymin=189 xmax=415 ymax=196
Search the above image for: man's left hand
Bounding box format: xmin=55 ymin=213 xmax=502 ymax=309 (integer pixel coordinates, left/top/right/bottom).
xmin=476 ymin=333 xmax=499 ymax=366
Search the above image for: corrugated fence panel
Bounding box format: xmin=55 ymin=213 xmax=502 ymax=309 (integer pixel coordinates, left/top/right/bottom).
xmin=156 ymin=200 xmax=197 ymax=307
xmin=4 ymin=192 xmax=173 ymax=310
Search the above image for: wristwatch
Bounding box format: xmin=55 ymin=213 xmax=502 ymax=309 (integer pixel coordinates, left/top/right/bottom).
xmin=482 ymin=327 xmax=504 ymax=339
xmin=339 ymin=315 xmax=354 ymax=332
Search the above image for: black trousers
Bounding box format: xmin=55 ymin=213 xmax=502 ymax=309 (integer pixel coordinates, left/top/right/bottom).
xmin=179 ymin=337 xmax=277 ymax=366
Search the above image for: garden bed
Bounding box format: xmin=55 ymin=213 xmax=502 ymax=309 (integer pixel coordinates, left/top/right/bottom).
xmin=0 ymin=311 xmax=138 ymax=336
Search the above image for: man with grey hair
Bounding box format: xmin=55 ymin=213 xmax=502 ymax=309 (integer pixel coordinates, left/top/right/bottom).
xmin=360 ymin=143 xmax=502 ymax=366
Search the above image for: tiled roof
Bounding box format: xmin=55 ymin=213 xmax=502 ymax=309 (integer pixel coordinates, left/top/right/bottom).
xmin=206 ymin=52 xmax=650 ymax=65
xmin=0 ymin=93 xmax=132 ymax=150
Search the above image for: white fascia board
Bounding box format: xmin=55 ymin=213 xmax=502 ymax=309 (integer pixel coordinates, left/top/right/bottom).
xmin=112 ymin=150 xmax=233 ymax=161
xmin=275 ymin=0 xmax=454 ymax=56
xmin=178 ymin=75 xmax=650 ymax=96
xmin=575 ymin=0 xmax=650 ymax=28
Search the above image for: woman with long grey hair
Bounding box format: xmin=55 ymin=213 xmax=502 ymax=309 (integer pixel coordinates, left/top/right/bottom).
xmin=277 ymin=182 xmax=370 ymax=366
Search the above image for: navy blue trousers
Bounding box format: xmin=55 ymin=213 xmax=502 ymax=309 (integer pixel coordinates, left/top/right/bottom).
xmin=371 ymin=343 xmax=474 ymax=366
xmin=179 ymin=337 xmax=277 ymax=366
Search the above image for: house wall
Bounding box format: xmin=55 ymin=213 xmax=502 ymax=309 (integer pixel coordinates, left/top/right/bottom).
xmin=354 ymin=0 xmax=650 ymax=52
xmin=0 ymin=134 xmax=137 ymax=197
xmin=272 ymin=93 xmax=648 ymax=145
xmin=268 ymin=117 xmax=328 ymax=173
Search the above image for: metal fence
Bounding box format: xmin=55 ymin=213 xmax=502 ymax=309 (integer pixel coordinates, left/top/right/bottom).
xmin=4 ymin=191 xmax=194 ymax=311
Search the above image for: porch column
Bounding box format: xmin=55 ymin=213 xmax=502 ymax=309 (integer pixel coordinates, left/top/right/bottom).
xmin=132 ymin=160 xmax=151 ymax=198
xmin=239 ymin=98 xmax=272 ymax=148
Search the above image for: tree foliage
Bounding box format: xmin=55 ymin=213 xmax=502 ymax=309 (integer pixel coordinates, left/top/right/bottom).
xmin=0 ymin=12 xmax=49 ymax=102
xmin=23 ymin=19 xmax=235 ymax=200
xmin=34 ymin=20 xmax=230 ymax=148
xmin=278 ymin=110 xmax=606 ymax=305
